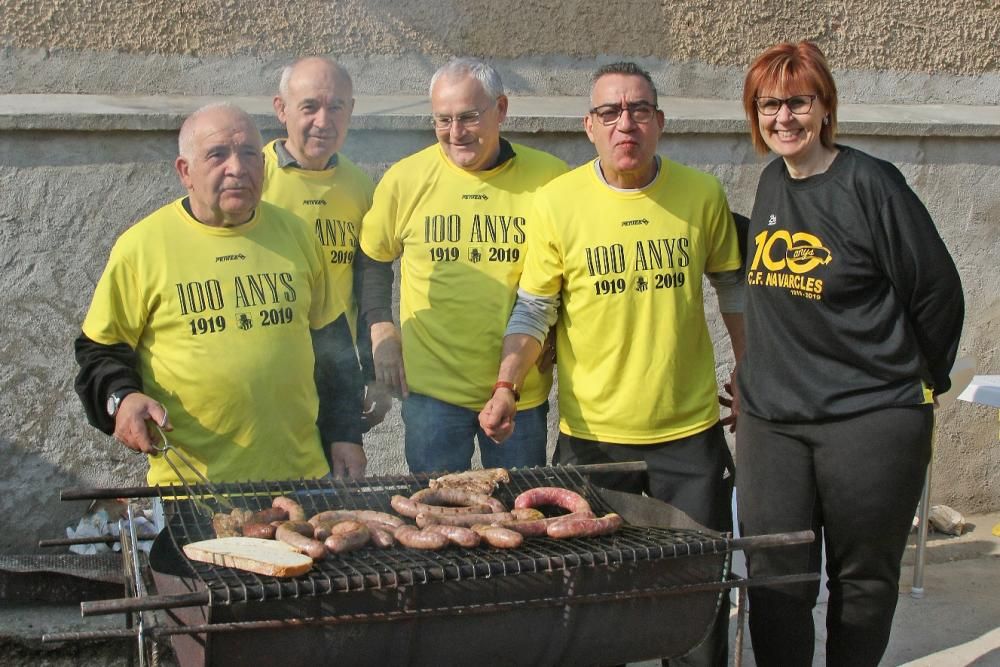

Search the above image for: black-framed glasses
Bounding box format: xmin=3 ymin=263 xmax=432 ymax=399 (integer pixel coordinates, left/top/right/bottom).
xmin=431 ymin=100 xmax=497 ymax=130
xmin=588 ymin=102 xmax=659 ymax=126
xmin=754 ymin=95 xmax=817 ymax=116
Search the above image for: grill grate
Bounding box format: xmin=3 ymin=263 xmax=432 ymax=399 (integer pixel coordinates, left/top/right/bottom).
xmin=158 ymin=466 xmax=733 ymax=606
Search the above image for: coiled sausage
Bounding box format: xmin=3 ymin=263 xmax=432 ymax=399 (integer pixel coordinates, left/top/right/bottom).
xmin=276 ymin=524 xmax=327 ymax=560
xmin=513 ymin=487 xmax=592 ymax=515
xmin=272 ymin=496 xmax=307 ymax=522
xmin=471 ymin=524 xmax=524 ymax=549
xmin=423 ymin=524 xmax=481 ymax=548
xmin=393 ymin=525 xmax=450 ymax=550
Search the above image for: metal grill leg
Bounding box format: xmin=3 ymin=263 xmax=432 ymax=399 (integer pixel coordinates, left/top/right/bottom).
xmin=734 ymin=585 xmax=748 ymax=667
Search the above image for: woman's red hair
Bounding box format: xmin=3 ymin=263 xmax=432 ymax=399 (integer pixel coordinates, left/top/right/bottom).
xmin=743 ymin=41 xmax=838 ymax=155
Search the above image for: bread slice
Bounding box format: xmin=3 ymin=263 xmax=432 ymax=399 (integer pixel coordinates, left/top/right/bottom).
xmin=183 ymin=537 xmax=314 ymax=578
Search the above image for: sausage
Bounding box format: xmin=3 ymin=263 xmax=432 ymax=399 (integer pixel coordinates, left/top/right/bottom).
xmin=309 ymin=509 xmax=404 ymax=528
xmin=410 ymin=487 xmax=507 ymax=513
xmin=500 ymin=510 xmax=596 ymax=537
xmin=390 ymin=494 xmax=491 ymax=518
xmin=423 ymin=524 xmax=481 ymax=548
xmin=365 ymin=522 xmax=396 ymax=549
xmin=415 ymin=511 xmax=513 ymax=528
xmin=275 ymin=524 xmax=327 ymax=560
xmin=510 ymin=508 xmax=545 ymax=521
xmin=546 ymin=513 xmax=623 ymax=539
xmin=230 ymin=508 xmax=254 ymax=525
xmin=513 ymin=487 xmax=592 ymax=515
xmin=241 ymin=522 xmax=277 ymax=539
xmin=278 ymin=520 xmax=316 ymax=538
xmin=393 ymin=525 xmax=450 ymax=550
xmin=323 ymin=520 xmax=371 ymax=554
xmin=471 ymin=524 xmax=524 ymax=549
xmin=250 ymin=507 xmax=289 ymax=524
xmin=272 ymin=496 xmax=307 ymax=522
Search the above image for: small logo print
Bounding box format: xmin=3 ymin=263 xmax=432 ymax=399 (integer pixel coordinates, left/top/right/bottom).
xmin=238 ymin=313 xmax=253 ymax=330
xmin=303 ymin=199 xmax=327 ymax=206
xmin=621 ymin=218 xmax=650 ymax=227
xmin=468 ymin=248 xmax=482 ymax=263
xmin=215 ymin=253 xmax=247 ymax=263
xmin=462 ymin=193 xmax=489 ymax=200
xmin=634 ymin=276 xmax=649 ymax=292
xmin=767 ymin=214 xmax=777 ymax=226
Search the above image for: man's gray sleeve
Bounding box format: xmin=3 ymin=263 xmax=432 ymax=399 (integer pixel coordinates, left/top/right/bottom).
xmin=706 ymin=269 xmax=745 ymax=313
xmin=505 ymin=289 xmax=559 ymax=343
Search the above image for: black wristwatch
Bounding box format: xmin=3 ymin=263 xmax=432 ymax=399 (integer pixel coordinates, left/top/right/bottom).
xmin=106 ymin=389 xmax=136 ymax=417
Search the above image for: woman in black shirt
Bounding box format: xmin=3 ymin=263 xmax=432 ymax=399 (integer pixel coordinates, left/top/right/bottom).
xmin=736 ymin=41 xmax=964 ymax=666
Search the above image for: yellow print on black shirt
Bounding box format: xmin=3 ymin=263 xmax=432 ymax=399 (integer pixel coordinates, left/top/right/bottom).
xmin=745 ymin=229 xmax=832 ymax=300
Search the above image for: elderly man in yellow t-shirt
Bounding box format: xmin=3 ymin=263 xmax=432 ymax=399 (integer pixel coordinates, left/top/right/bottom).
xmin=74 ymin=103 xmax=349 ymax=485
xmin=357 ymin=57 xmax=567 ymax=474
xmin=261 ymin=56 xmax=389 ymax=478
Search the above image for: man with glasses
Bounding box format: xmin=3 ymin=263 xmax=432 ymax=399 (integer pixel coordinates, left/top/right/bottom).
xmin=356 ymin=57 xmax=567 ymax=473
xmin=479 ymin=62 xmax=743 ymax=666
xmin=261 ymin=56 xmax=377 ymax=479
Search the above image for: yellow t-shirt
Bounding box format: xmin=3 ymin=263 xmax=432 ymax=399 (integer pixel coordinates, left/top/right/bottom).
xmin=359 ymin=142 xmax=568 ymax=410
xmin=82 ymin=199 xmax=335 ymax=485
xmin=261 ymin=140 xmax=374 ymax=338
xmin=521 ymin=158 xmax=741 ymax=443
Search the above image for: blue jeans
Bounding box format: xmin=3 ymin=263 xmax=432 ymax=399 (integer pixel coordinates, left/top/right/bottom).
xmin=401 ymin=392 xmax=549 ymax=474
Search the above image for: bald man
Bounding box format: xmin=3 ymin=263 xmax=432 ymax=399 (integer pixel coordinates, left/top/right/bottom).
xmin=262 ymin=56 xmax=385 ymax=478
xmin=74 ymin=103 xmax=348 ymax=485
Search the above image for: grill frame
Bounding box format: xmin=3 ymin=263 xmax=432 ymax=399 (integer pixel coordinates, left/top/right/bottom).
xmin=155 ymin=466 xmax=736 ymax=606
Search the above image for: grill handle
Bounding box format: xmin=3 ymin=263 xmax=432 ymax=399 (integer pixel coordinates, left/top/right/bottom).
xmin=81 ymin=590 xmax=210 ymax=616
xmin=728 ymin=530 xmax=816 ymax=551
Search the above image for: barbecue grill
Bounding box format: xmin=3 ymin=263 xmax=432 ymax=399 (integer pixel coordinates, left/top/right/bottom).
xmin=45 ymin=464 xmax=815 ymax=666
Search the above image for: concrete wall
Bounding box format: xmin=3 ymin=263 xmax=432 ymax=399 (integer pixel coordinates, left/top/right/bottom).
xmin=0 ymin=0 xmax=998 ymax=551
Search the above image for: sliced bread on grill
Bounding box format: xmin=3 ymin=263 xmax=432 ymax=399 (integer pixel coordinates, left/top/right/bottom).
xmin=183 ymin=536 xmax=314 ymax=577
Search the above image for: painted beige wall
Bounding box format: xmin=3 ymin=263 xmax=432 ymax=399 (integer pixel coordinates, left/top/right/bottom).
xmin=3 ymin=0 xmax=997 ymax=74
xmin=2 ymin=1 xmax=998 ymax=104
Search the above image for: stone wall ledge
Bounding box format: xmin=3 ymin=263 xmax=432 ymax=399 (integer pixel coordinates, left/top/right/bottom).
xmin=0 ymin=94 xmax=997 ymax=138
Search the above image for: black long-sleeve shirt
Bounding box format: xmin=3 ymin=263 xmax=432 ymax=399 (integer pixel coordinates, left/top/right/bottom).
xmin=738 ymin=145 xmax=964 ymax=422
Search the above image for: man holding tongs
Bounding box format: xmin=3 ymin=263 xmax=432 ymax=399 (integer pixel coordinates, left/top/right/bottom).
xmin=74 ymin=103 xmax=363 ymax=486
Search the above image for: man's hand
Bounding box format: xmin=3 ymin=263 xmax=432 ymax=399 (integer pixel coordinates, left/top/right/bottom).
xmin=113 ymin=392 xmax=172 ymax=454
xmin=361 ymin=382 xmax=392 ymax=431
xmin=370 ymin=322 xmax=408 ymax=398
xmin=718 ymin=367 xmax=740 ymax=433
xmin=478 ymin=388 xmax=518 ymax=443
xmin=329 ymin=442 xmax=367 ymax=479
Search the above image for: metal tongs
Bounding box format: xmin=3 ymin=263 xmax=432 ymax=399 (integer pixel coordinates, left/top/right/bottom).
xmin=151 ymin=424 xmax=233 ymax=516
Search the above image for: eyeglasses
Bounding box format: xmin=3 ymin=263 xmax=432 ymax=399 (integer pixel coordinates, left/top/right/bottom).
xmin=754 ymin=95 xmax=817 ymax=116
xmin=589 ymin=102 xmax=659 ymax=126
xmin=431 ymin=101 xmax=496 ymax=130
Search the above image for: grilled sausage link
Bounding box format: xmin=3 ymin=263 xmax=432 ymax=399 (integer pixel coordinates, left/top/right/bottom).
xmin=513 ymin=487 xmax=592 ymax=515
xmin=309 ymin=509 xmax=404 ymax=528
xmin=250 ymin=507 xmax=289 ymax=524
xmin=279 ymin=520 xmax=316 ymax=538
xmin=272 ymin=496 xmax=307 ymax=522
xmin=500 ymin=510 xmax=597 ymax=537
xmin=241 ymin=522 xmax=278 ymax=539
xmin=546 ymin=513 xmax=623 ymax=539
xmin=423 ymin=524 xmax=481 ymax=548
xmin=323 ymin=520 xmax=371 ymax=554
xmin=471 ymin=524 xmax=524 ymax=549
xmin=365 ymin=522 xmax=396 ymax=549
xmin=391 ymin=494 xmax=491 ymax=518
xmin=276 ymin=524 xmax=327 ymax=560
xmin=415 ymin=511 xmax=513 ymax=528
xmin=410 ymin=488 xmax=507 ymax=513
xmin=393 ymin=525 xmax=450 ymax=550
